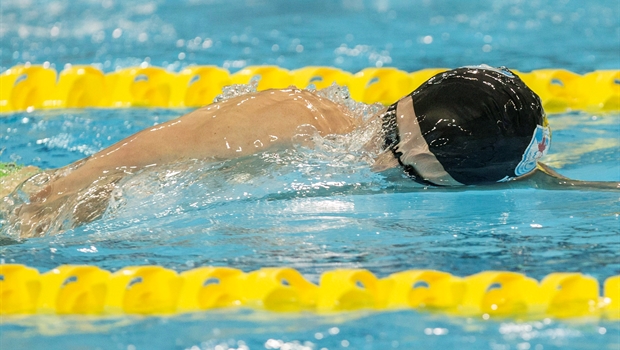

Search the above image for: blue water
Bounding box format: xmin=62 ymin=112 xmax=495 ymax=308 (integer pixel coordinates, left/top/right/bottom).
xmin=1 ymin=1 xmax=620 ymax=349
xmin=1 ymin=0 xmax=619 ymax=73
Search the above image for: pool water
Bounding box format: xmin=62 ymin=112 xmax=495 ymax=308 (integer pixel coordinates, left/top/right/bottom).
xmin=2 ymin=0 xmax=619 ymax=74
xmin=1 ymin=0 xmax=619 ymax=349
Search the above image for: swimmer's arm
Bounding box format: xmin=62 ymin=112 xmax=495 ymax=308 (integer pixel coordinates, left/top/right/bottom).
xmin=38 ymin=106 xmax=231 ymax=197
xmin=521 ymin=163 xmax=620 ymax=190
xmin=38 ymin=89 xmax=355 ymax=197
xmin=9 ymin=110 xmax=207 ymax=235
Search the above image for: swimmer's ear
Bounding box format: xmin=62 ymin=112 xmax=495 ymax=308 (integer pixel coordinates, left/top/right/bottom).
xmin=536 ymin=162 xmax=571 ymax=180
xmin=372 ymin=150 xmax=401 ymax=172
xmin=530 ymin=162 xmax=620 ymax=190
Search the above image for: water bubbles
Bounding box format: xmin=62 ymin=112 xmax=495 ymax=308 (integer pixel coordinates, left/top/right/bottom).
xmin=264 ymin=339 xmax=312 ymax=350
xmin=91 ymin=30 xmax=105 ymax=43
xmin=214 ymin=81 xmax=258 ymax=103
xmin=18 ymin=26 xmax=30 ymax=39
xmin=76 ymin=245 xmax=98 ymax=253
xmin=202 ymin=39 xmax=213 ymax=49
xmin=222 ymin=60 xmax=247 ymax=70
xmin=50 ymin=26 xmax=60 ymax=38
xmin=424 ymin=327 xmax=449 ymax=335
xmin=133 ymin=3 xmax=157 ymax=15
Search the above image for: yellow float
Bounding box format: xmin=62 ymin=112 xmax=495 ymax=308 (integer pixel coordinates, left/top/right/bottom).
xmin=0 ymin=65 xmax=617 ymax=113
xmin=1 ymin=264 xmax=617 ymax=319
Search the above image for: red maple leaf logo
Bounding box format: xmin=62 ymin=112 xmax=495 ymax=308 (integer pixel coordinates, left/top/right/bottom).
xmin=538 ymin=136 xmax=547 ymax=153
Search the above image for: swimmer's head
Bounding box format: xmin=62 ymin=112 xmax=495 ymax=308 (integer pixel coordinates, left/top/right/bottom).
xmin=382 ymin=65 xmax=550 ymax=186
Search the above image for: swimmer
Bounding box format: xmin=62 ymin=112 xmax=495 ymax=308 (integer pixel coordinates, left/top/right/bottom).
xmin=1 ymin=65 xmax=618 ymax=238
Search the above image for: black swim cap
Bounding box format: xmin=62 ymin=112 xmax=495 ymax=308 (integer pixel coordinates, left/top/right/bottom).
xmin=382 ymin=65 xmax=550 ymax=186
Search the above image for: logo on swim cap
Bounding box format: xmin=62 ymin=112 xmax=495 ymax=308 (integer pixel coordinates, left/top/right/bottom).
xmin=514 ymin=125 xmax=551 ymax=177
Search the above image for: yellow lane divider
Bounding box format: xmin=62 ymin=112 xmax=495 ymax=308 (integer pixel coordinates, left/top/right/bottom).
xmin=1 ymin=264 xmax=618 ymax=319
xmin=1 ymin=65 xmax=618 ymax=114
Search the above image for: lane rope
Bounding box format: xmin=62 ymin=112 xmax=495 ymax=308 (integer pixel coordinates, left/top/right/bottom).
xmin=1 ymin=65 xmax=618 ymax=114
xmin=1 ymin=264 xmax=618 ymax=319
